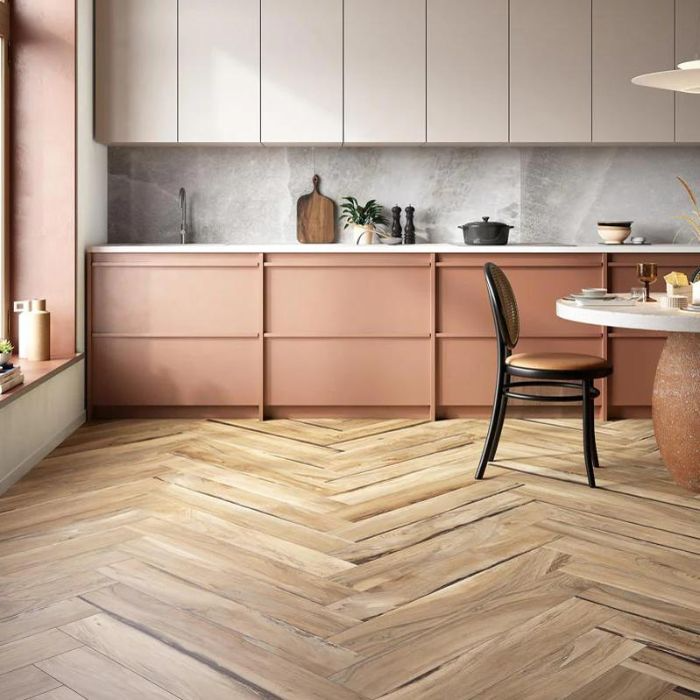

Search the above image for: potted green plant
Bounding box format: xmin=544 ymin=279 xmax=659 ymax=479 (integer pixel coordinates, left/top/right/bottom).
xmin=340 ymin=197 xmax=388 ymax=245
xmin=0 ymin=339 xmax=13 ymax=365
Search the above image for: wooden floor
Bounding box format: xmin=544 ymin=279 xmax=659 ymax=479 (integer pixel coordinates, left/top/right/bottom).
xmin=0 ymin=417 xmax=698 ymax=700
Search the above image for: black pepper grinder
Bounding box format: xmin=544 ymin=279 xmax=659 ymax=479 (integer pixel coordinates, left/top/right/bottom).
xmin=404 ymin=205 xmax=416 ymax=245
xmin=391 ymin=205 xmax=403 ymax=241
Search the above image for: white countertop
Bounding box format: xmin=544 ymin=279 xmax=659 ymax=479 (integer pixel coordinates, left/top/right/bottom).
xmin=557 ymin=295 xmax=700 ymax=333
xmin=88 ymin=243 xmax=700 ymax=254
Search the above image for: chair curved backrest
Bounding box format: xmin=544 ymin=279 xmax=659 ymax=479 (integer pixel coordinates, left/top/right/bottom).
xmin=484 ymin=262 xmax=520 ymax=350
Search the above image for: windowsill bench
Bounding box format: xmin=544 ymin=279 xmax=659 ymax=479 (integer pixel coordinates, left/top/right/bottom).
xmin=0 ymin=354 xmax=84 ymax=409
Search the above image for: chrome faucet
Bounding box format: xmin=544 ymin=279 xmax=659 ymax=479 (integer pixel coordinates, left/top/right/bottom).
xmin=179 ymin=187 xmax=187 ymax=244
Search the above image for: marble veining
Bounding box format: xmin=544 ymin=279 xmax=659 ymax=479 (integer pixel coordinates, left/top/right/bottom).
xmin=108 ymin=146 xmax=700 ymax=246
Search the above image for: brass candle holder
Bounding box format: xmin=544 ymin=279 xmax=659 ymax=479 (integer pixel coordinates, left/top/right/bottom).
xmin=636 ymin=262 xmax=658 ymax=302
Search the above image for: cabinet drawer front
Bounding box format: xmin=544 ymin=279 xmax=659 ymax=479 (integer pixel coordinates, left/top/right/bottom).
xmin=266 ymin=266 xmax=431 ymax=335
xmin=439 ymin=337 xmax=604 ymax=406
xmin=266 ymin=338 xmax=430 ymax=406
xmin=345 ymin=0 xmax=426 ymax=143
xmin=261 ymin=0 xmax=343 ymax=143
xmin=510 ymin=0 xmax=591 ymax=143
xmin=179 ymin=0 xmax=260 ymax=143
xmin=92 ymin=338 xmax=259 ymax=406
xmin=593 ymin=0 xmax=674 ymax=143
xmin=95 ymin=0 xmax=178 ymax=143
xmin=427 ymin=0 xmax=508 ymax=143
xmin=93 ymin=266 xmax=260 ymax=335
xmin=439 ymin=265 xmax=603 ymax=336
xmin=609 ymin=336 xmax=664 ymax=407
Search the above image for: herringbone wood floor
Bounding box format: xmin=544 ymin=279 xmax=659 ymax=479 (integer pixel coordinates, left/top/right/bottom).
xmin=0 ymin=417 xmax=698 ymax=699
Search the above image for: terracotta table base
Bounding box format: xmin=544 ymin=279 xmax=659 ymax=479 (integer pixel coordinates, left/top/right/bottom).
xmin=653 ymin=332 xmax=700 ymax=492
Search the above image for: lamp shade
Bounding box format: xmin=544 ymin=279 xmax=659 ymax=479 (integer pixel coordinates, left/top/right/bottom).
xmin=632 ymin=60 xmax=700 ymax=93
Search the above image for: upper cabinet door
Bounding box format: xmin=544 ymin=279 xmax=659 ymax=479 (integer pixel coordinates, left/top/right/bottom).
xmin=179 ymin=0 xmax=260 ymax=143
xmin=676 ymin=0 xmax=700 ymax=143
xmin=593 ymin=0 xmax=674 ymax=143
xmin=95 ymin=0 xmax=177 ymax=144
xmin=261 ymin=0 xmax=342 ymax=144
xmin=427 ymin=0 xmax=508 ymax=143
xmin=510 ymin=0 xmax=591 ymax=143
xmin=345 ymin=0 xmax=426 ymax=144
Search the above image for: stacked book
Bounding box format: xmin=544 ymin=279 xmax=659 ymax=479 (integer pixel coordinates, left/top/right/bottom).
xmin=0 ymin=366 xmax=24 ymax=394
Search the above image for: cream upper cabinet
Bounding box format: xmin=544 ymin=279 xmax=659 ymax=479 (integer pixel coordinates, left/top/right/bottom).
xmin=261 ymin=0 xmax=342 ymax=144
xmin=344 ymin=0 xmax=426 ymax=144
xmin=676 ymin=0 xmax=700 ymax=143
xmin=95 ymin=0 xmax=177 ymax=144
xmin=593 ymin=0 xmax=674 ymax=143
xmin=510 ymin=0 xmax=591 ymax=143
xmin=427 ymin=0 xmax=508 ymax=143
xmin=179 ymin=0 xmax=260 ymax=143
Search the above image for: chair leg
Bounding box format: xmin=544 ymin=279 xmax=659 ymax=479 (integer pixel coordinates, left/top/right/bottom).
xmin=588 ymin=402 xmax=600 ymax=468
xmin=582 ymin=379 xmax=597 ymax=488
xmin=475 ymin=373 xmax=508 ymax=480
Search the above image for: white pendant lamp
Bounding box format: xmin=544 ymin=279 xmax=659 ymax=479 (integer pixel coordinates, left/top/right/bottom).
xmin=632 ymin=60 xmax=700 ymax=93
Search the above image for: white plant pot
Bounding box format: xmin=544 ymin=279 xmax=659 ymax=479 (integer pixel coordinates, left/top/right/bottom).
xmin=353 ymin=224 xmax=375 ymax=245
xmin=0 ymin=352 xmax=11 ymax=365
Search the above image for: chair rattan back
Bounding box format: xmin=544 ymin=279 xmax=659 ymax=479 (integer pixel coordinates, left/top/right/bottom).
xmin=484 ymin=262 xmax=520 ymax=350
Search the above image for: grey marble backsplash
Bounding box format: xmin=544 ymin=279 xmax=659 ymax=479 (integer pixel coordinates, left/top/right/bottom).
xmin=108 ymin=146 xmax=700 ymax=246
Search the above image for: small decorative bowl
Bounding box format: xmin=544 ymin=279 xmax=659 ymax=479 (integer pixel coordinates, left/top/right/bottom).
xmin=597 ymin=222 xmax=632 ymax=245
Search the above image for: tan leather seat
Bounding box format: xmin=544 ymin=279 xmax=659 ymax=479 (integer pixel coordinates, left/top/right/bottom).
xmin=506 ymin=352 xmax=610 ymax=372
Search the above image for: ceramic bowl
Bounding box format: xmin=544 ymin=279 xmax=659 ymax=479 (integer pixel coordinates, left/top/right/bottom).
xmin=597 ymin=222 xmax=632 ymax=245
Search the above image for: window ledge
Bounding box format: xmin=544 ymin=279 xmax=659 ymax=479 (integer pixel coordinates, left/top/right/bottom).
xmin=0 ymin=354 xmax=84 ymax=409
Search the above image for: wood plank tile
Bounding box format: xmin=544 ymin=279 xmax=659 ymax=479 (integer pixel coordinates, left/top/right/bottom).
xmin=80 ymin=585 xmax=364 ymax=700
xmin=599 ymin=613 xmax=699 ymax=661
xmin=98 ymin=558 xmax=358 ymax=676
xmin=579 ymin=584 xmax=700 ymax=634
xmin=62 ymin=614 xmax=263 ymax=700
xmin=0 ymin=629 xmax=82 ymax=675
xmin=27 ymin=687 xmax=85 ymax=700
xmin=555 ymin=661 xmax=671 ymax=700
xmin=0 ymin=666 xmax=61 ymax=700
xmin=37 ymin=647 xmax=179 ymax=699
xmin=475 ymin=628 xmax=643 ymax=700
xmin=622 ymin=648 xmax=700 ymax=693
xmin=341 ymin=597 xmax=615 ymax=698
xmin=113 ymin=538 xmax=358 ymax=637
xmin=0 ymin=599 xmax=96 ymax=646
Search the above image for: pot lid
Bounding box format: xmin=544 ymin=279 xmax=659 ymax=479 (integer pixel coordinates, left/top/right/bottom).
xmin=460 ymin=216 xmax=513 ymax=228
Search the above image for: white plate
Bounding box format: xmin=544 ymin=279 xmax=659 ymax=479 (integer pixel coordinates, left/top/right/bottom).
xmin=569 ymin=293 xmax=617 ymax=301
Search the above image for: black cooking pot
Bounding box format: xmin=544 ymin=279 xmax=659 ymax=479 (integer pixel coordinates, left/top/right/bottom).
xmin=459 ymin=217 xmax=513 ymax=245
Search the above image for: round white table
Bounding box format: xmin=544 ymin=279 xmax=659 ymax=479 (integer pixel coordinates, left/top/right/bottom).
xmin=557 ymin=296 xmax=700 ymax=492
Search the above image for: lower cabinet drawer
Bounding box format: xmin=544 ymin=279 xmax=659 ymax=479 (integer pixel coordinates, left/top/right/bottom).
xmin=439 ymin=337 xmax=605 ymax=406
xmin=92 ymin=337 xmax=259 ymax=406
xmin=608 ymin=335 xmax=665 ymax=407
xmin=266 ymin=338 xmax=431 ymax=406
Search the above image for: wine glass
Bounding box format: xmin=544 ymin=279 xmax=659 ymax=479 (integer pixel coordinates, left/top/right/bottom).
xmin=636 ymin=262 xmax=658 ymax=302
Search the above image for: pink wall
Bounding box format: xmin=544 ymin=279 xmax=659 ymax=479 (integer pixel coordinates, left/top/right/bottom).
xmin=11 ymin=0 xmax=76 ymax=358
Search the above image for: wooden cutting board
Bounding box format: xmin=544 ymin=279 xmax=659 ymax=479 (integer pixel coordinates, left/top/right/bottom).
xmin=297 ymin=175 xmax=335 ymax=244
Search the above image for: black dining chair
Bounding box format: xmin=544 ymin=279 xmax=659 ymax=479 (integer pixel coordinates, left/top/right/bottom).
xmin=475 ymin=262 xmax=612 ymax=488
